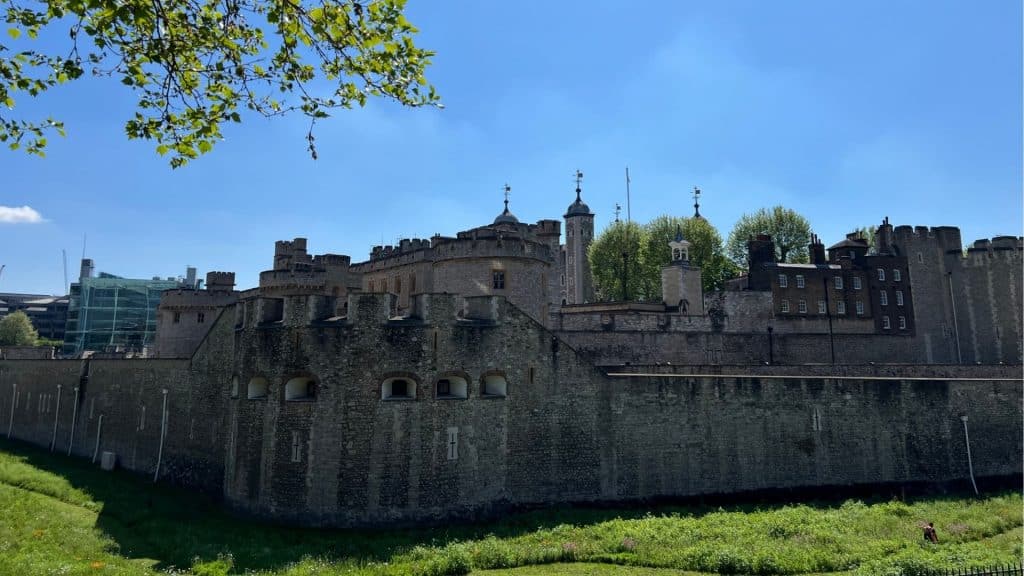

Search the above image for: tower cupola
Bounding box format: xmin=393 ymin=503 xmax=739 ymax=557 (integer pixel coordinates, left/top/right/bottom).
xmin=493 ymin=183 xmax=520 ymax=225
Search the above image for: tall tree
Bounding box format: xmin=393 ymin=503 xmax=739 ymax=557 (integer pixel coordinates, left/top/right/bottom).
xmin=0 ymin=311 xmax=39 ymax=346
xmin=588 ymin=221 xmax=647 ymax=302
xmin=642 ymin=215 xmax=737 ymax=294
xmin=725 ymin=206 xmax=813 ymax=266
xmin=2 ymin=0 xmax=439 ymax=166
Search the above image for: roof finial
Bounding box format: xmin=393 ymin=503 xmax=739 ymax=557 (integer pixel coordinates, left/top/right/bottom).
xmin=693 ymin=186 xmax=702 ymax=219
xmin=503 ymin=183 xmax=511 ymax=212
xmin=674 ymin=225 xmax=684 ymax=243
xmin=614 ymin=203 xmax=621 ymax=223
xmin=575 ymin=169 xmax=583 ymax=202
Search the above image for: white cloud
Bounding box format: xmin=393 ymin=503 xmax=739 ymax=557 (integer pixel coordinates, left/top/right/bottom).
xmin=0 ymin=205 xmax=45 ymax=224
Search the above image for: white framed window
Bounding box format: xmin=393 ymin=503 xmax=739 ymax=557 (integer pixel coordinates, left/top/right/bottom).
xmin=853 ymin=276 xmax=862 ymax=290
xmin=898 ymin=316 xmax=907 ymax=329
xmin=896 ymin=290 xmax=904 ymax=306
xmin=877 ymin=268 xmax=885 ymax=281
xmin=796 ymin=275 xmax=805 ymax=288
xmin=893 ymin=269 xmax=902 ymax=282
xmin=882 ymin=315 xmax=891 ymax=329
xmin=880 ymin=290 xmax=888 ymax=306
xmin=817 ymin=300 xmax=826 ymax=314
xmin=834 ymin=276 xmax=844 ymax=290
xmin=856 ymin=300 xmax=865 ymax=315
xmin=837 ymin=301 xmax=846 ymax=315
xmin=780 ymin=300 xmax=790 ymax=313
xmin=778 ymin=274 xmax=788 ymax=288
xmin=798 ymin=299 xmax=807 ymax=314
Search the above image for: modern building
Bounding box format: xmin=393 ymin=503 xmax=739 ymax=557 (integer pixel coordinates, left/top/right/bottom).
xmin=62 ymin=259 xmax=196 ymax=357
xmin=0 ymin=293 xmax=70 ymax=340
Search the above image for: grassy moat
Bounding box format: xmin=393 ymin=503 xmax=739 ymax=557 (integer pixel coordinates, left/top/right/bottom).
xmin=0 ymin=439 xmax=1019 ymax=576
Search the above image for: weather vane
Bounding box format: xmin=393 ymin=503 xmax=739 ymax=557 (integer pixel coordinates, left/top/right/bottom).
xmin=503 ymin=183 xmax=511 ymax=210
xmin=614 ymin=203 xmax=621 ymax=222
xmin=693 ymin=186 xmax=702 ymax=219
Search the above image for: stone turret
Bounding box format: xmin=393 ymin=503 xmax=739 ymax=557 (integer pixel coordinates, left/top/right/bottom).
xmin=661 ymin=226 xmax=704 ymax=314
xmin=564 ymin=171 xmax=594 ymax=304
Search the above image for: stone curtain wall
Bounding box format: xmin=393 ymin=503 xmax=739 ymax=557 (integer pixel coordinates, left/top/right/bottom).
xmin=0 ymin=357 xmax=227 ymax=493
xmin=0 ymin=292 xmax=1020 ymax=527
xmin=210 ymin=292 xmax=1022 ymax=526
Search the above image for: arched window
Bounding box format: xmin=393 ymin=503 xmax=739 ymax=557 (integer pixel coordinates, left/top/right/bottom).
xmin=482 ymin=373 xmax=508 ymax=397
xmin=285 ymin=376 xmax=316 ymax=401
xmin=435 ymin=374 xmax=468 ymax=399
xmin=247 ymin=377 xmax=268 ymax=399
xmin=381 ymin=377 xmax=416 ymax=400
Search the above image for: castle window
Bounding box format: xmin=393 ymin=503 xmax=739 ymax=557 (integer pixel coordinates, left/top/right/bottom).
xmin=917 ymin=252 xmax=924 ymax=263
xmin=560 ymin=274 xmax=565 ymax=286
xmin=197 ymin=312 xmax=205 ymax=323
xmin=882 ymin=315 xmax=891 ymax=330
xmin=231 ymin=376 xmax=239 ymax=399
xmin=780 ymin=300 xmax=790 ymax=313
xmin=893 ymin=269 xmax=902 ymax=282
xmin=394 ymin=277 xmax=401 ymax=294
xmin=446 ymin=427 xmax=459 ymax=461
xmin=482 ymin=373 xmax=508 ymax=397
xmin=834 ymin=276 xmax=844 ymax=290
xmin=778 ymin=274 xmax=788 ymax=288
xmin=896 ymin=290 xmax=904 ymax=306
xmin=285 ymin=377 xmax=316 ymax=401
xmin=898 ymin=316 xmax=907 ymax=330
xmin=856 ymin=301 xmax=865 ymax=315
xmin=798 ymin=299 xmax=807 ymax=314
xmin=173 ymin=312 xmax=181 ymax=324
xmin=877 ymin=268 xmax=885 ymax=281
xmin=817 ymin=300 xmax=826 ymax=314
xmin=382 ymin=377 xmax=416 ymax=400
xmin=435 ymin=375 xmax=468 ymax=399
xmin=410 ymin=274 xmax=416 ymax=294
xmin=853 ymin=277 xmax=862 ymax=290
xmin=247 ymin=377 xmax=268 ymax=400
xmin=796 ymin=275 xmax=805 ymax=288
xmin=837 ymin=301 xmax=846 ymax=315
xmin=290 ymin=431 xmax=302 ymax=463
xmin=880 ymin=290 xmax=888 ymax=306
xmin=492 ymin=270 xmax=506 ymax=290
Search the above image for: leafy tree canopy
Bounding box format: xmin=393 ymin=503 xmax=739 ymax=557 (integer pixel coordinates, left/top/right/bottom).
xmin=725 ymin=206 xmax=813 ymax=266
xmin=589 ymin=216 xmax=740 ymax=303
xmin=588 ymin=220 xmax=646 ymax=302
xmin=0 ymin=311 xmax=39 ymax=346
xmin=642 ymin=215 xmax=738 ymax=294
xmin=2 ymin=0 xmax=438 ymax=166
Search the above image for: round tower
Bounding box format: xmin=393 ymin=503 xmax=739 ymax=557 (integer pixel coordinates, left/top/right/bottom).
xmin=564 ymin=170 xmax=594 ymax=304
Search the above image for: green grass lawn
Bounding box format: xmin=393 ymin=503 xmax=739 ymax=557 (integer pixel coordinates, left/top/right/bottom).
xmin=0 ymin=438 xmax=1020 ymax=576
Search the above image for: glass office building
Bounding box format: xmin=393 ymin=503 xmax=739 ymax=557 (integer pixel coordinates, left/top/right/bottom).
xmin=63 ymin=272 xmax=184 ymax=356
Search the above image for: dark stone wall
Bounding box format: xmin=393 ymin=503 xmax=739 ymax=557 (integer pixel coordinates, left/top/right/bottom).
xmin=0 ymin=293 xmax=1019 ymax=527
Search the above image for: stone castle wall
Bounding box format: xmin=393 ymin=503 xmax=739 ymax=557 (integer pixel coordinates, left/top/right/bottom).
xmin=0 ymin=293 xmax=1020 ymax=527
xmin=0 ymin=357 xmax=227 ymax=492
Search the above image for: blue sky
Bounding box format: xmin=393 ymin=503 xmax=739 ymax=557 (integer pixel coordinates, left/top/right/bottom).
xmin=2 ymin=0 xmax=1021 ymax=295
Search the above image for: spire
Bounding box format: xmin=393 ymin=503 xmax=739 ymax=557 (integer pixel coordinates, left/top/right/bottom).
xmin=693 ymin=186 xmax=702 ymax=219
xmin=493 ymin=183 xmax=519 ymax=225
xmin=565 ymin=169 xmax=593 ymax=217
